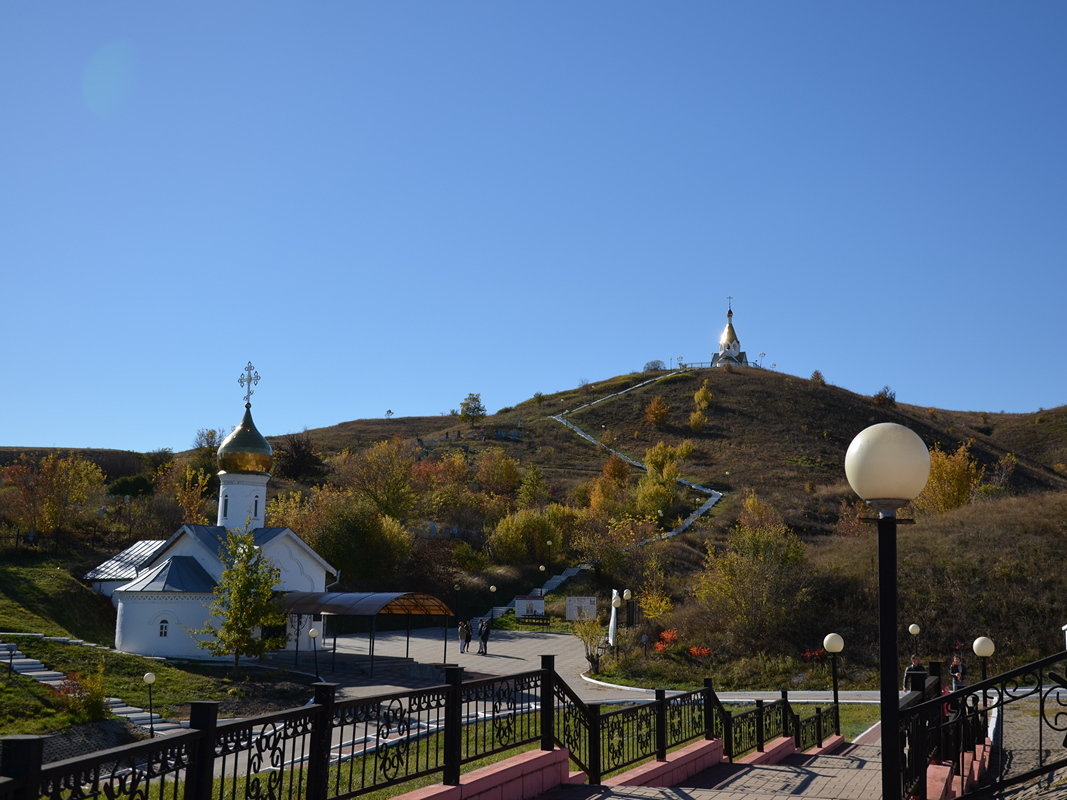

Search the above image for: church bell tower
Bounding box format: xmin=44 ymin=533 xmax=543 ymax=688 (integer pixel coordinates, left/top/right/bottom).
xmin=216 ymin=362 xmax=272 ymax=531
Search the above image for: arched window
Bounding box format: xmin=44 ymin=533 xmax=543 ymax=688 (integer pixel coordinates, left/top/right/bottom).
xmin=222 ymin=496 xmax=229 ymax=518
xmin=254 ymin=495 xmax=260 ymax=518
xmin=159 ymin=619 xmax=169 ymax=638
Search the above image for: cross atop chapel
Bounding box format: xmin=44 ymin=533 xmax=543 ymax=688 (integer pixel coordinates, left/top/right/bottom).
xmin=238 ymin=361 xmax=261 ymax=406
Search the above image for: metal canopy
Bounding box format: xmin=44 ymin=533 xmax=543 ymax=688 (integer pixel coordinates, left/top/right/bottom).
xmin=278 ymin=591 xmax=453 ymax=617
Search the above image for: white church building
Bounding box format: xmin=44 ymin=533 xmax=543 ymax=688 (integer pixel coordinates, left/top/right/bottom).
xmin=88 ymin=366 xmax=335 ymax=659
xmin=710 ymin=303 xmax=749 ymax=368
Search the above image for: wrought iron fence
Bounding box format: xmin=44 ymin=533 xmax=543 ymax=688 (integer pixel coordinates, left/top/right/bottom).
xmin=793 ymin=705 xmax=836 ymax=752
xmin=0 ymin=655 xmax=839 ymax=800
xmin=898 ymin=651 xmax=1067 ymax=800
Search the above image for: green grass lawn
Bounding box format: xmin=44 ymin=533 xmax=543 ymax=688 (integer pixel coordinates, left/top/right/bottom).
xmin=1 ymin=636 xmax=318 ymax=735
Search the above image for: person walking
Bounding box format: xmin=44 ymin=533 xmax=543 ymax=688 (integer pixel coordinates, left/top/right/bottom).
xmin=903 ymin=655 xmax=926 ymax=690
xmin=477 ymin=618 xmax=491 ymax=655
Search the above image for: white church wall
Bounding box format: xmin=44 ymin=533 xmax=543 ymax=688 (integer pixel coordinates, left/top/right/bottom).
xmin=264 ymin=536 xmax=327 ymax=592
xmin=115 ymin=592 xmax=214 ymax=659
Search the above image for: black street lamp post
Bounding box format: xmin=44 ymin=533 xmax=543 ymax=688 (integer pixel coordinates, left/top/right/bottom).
xmin=143 ymin=672 xmax=156 ymax=738
xmin=823 ymin=632 xmax=844 ymax=734
xmin=846 ymin=423 xmax=931 ymax=800
xmin=309 ymin=628 xmax=320 ymax=682
xmin=973 ymin=636 xmax=995 ymax=724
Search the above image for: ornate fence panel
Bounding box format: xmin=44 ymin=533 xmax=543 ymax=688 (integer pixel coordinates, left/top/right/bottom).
xmin=327 ymin=684 xmax=451 ymax=799
xmin=762 ymin=700 xmax=786 ymax=742
xmin=664 ymin=689 xmax=706 ymax=750
xmin=458 ymin=672 xmax=543 ymax=763
xmin=39 ymin=733 xmax=196 ymax=800
xmin=730 ymin=706 xmax=760 ymax=756
xmin=212 ymin=705 xmax=318 ymax=800
xmin=598 ymin=703 xmax=658 ymax=776
xmin=552 ymin=677 xmax=592 ymax=778
xmin=795 ymin=707 xmax=831 ymax=752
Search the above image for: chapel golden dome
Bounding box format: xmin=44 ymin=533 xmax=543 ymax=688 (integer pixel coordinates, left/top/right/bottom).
xmin=217 ymin=404 xmax=273 ymax=474
xmin=719 ymin=308 xmax=738 ymax=348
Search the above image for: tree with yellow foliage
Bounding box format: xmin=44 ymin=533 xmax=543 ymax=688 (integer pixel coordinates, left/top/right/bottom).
xmin=911 ymin=441 xmax=985 ymax=514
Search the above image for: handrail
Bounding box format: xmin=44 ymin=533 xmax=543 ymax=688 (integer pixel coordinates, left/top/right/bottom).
xmin=0 ymin=664 xmax=841 ymax=800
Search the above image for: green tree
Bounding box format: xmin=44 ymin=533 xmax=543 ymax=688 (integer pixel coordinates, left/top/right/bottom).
xmin=635 ymin=441 xmax=693 ymax=519
xmin=333 ymin=439 xmax=417 ymax=522
xmin=459 ymin=393 xmax=487 ymax=427
xmin=693 ymin=507 xmax=808 ymax=652
xmin=314 ymin=504 xmax=414 ymax=582
xmin=487 ymin=508 xmax=555 ymax=563
xmin=475 ymin=449 xmax=523 ymax=496
xmin=197 ymin=531 xmax=288 ymax=671
xmin=516 ymin=466 xmax=550 ymax=509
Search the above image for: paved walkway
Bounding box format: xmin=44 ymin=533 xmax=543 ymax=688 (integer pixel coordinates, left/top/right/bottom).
xmin=537 ymin=744 xmax=885 ymax=800
xmin=288 ymin=626 xmax=880 ymax=706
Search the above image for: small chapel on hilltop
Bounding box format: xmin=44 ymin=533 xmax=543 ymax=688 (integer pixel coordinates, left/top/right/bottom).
xmin=710 ymin=300 xmax=749 ymax=368
xmin=87 ymin=363 xmax=336 ymax=659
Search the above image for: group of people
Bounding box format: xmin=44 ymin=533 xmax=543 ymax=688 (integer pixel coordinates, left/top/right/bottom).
xmin=903 ymin=653 xmax=968 ymax=691
xmin=458 ymin=618 xmax=492 ymax=655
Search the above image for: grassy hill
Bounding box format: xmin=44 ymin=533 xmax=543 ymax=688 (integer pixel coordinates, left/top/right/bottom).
xmin=2 ymin=365 xmax=1066 ymax=682
xmin=290 ymin=366 xmax=1067 ymax=533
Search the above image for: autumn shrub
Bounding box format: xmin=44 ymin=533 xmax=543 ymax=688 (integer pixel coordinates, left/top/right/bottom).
xmin=643 ymin=396 xmax=670 ymax=428
xmin=57 ymin=664 xmax=108 ymax=722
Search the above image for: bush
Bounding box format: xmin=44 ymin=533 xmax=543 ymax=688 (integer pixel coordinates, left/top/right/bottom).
xmin=107 ymin=474 xmax=154 ymax=497
xmin=809 ymin=370 xmax=826 ymax=386
xmin=873 ymin=385 xmax=896 ymax=406
xmin=643 ymin=360 xmax=666 ymax=372
xmin=57 ymin=664 xmax=108 ymax=722
xmin=452 ymin=541 xmax=488 ymax=572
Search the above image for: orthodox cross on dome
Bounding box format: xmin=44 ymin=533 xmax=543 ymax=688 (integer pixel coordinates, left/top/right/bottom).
xmin=727 ymin=295 xmax=733 ymax=312
xmin=238 ymin=361 xmax=261 ymax=405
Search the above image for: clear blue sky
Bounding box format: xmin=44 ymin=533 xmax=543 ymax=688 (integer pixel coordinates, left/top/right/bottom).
xmin=3 ymin=3 xmax=1066 ymax=453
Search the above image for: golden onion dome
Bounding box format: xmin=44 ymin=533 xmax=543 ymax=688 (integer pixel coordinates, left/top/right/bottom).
xmin=217 ymin=404 xmax=273 ymax=474
xmin=721 ymin=309 xmax=738 ymax=347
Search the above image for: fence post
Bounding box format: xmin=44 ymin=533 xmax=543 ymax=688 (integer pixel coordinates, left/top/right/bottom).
xmin=443 ymin=666 xmax=464 ymax=786
xmin=703 ymin=678 xmax=715 ymax=740
xmin=588 ymin=703 xmax=602 ymax=784
xmin=306 ymin=682 xmax=337 ymax=800
xmin=755 ymin=699 xmax=765 ymax=752
xmin=541 ymin=655 xmax=555 ymax=751
xmin=780 ymin=690 xmax=792 ymax=742
xmin=815 ymin=708 xmax=824 ymax=747
xmin=184 ymin=702 xmax=218 ymax=800
xmin=655 ymin=689 xmax=667 ymax=761
xmin=0 ymin=736 xmax=43 ymax=800
xmin=722 ymin=704 xmax=734 ymax=761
